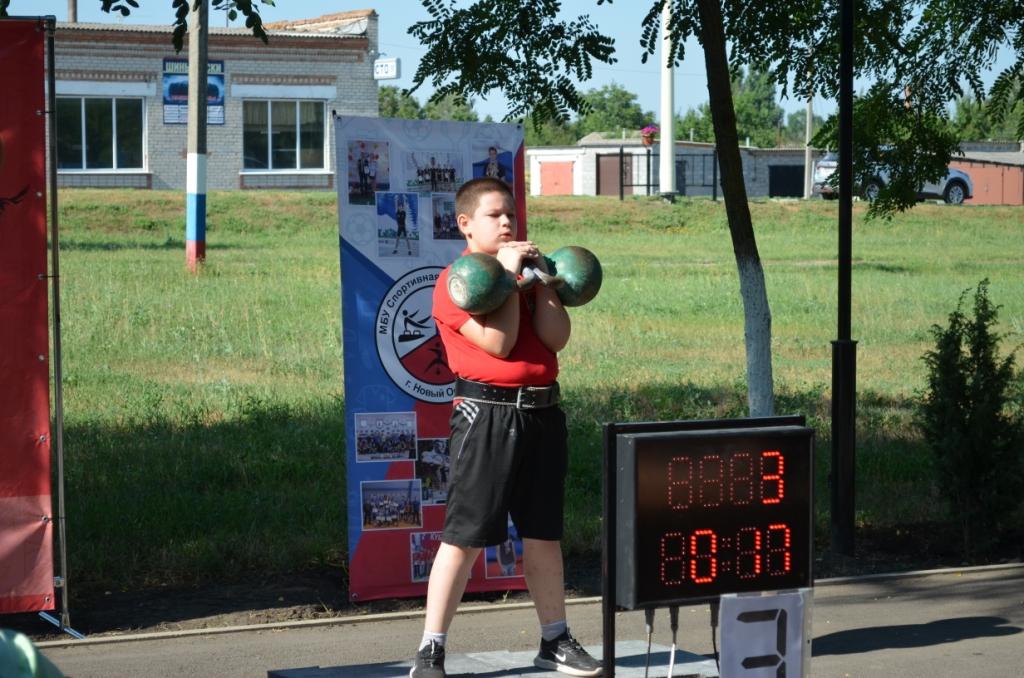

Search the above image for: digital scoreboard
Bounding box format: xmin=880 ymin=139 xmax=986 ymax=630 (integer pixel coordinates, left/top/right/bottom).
xmin=615 ymin=424 xmax=814 ymax=609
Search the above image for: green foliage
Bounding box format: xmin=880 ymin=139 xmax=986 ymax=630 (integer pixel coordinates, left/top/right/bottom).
xmin=575 ymin=83 xmax=655 ymax=137
xmin=952 ymin=87 xmax=1024 ymax=142
xmin=781 ymin=109 xmax=825 ymax=147
xmin=918 ymin=280 xmax=1024 ymax=557
xmin=523 ymin=118 xmax=579 ymax=147
xmin=379 ymin=85 xmax=425 ymax=120
xmin=813 ymin=83 xmax=963 ymax=217
xmin=676 ymin=104 xmax=715 ymax=143
xmin=423 ymin=93 xmax=479 ymax=121
xmin=408 ymin=0 xmax=617 ymax=123
xmin=730 ymin=68 xmax=785 ymax=148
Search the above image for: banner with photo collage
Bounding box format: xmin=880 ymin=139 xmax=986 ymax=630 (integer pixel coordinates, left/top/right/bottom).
xmin=335 ymin=116 xmax=527 ymax=602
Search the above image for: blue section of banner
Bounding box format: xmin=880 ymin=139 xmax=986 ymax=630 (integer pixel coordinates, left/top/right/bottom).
xmin=186 ymin=193 xmax=206 ymax=241
xmin=340 ymin=239 xmax=416 ymax=556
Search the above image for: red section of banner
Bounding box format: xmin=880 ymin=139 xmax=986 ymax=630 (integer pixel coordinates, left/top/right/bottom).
xmin=0 ymin=19 xmax=55 ymax=613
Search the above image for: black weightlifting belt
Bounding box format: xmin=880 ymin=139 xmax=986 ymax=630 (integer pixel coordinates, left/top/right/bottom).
xmin=454 ymin=378 xmax=560 ymax=409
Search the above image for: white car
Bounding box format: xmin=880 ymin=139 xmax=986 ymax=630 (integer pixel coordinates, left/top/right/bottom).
xmin=812 ymin=152 xmax=973 ymax=205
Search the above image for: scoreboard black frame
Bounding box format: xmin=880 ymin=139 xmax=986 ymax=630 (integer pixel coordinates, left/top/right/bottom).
xmin=601 ymin=416 xmax=814 ymax=677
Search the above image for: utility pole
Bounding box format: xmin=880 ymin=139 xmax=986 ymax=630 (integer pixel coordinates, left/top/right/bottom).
xmin=804 ymin=97 xmax=814 ymax=198
xmin=186 ymin=0 xmax=209 ymax=272
xmin=658 ymin=0 xmax=675 ymax=199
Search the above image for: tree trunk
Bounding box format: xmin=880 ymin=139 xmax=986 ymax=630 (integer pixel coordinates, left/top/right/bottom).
xmin=695 ymin=0 xmax=775 ymax=417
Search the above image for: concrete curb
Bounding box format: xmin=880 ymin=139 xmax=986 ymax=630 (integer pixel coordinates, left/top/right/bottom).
xmin=36 ymin=561 xmax=1023 ymax=649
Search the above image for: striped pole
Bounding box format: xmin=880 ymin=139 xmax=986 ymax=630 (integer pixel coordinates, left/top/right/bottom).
xmin=185 ymin=0 xmax=208 ymax=272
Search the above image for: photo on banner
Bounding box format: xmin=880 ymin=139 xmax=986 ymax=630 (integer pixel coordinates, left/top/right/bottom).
xmin=360 ymin=479 xmax=423 ymax=531
xmin=354 ymin=411 xmax=417 ymax=462
xmin=415 ymin=438 xmax=450 ymax=505
xmin=346 ymin=139 xmax=390 ymax=205
xmin=336 ymin=115 xmax=525 ymax=602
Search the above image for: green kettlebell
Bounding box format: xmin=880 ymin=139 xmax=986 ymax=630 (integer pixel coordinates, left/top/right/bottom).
xmin=543 ymin=246 xmax=603 ymax=307
xmin=447 ymin=246 xmax=603 ymax=315
xmin=447 ymin=252 xmax=516 ymax=316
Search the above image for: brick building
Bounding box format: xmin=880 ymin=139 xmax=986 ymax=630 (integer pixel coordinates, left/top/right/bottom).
xmin=54 ymin=10 xmax=378 ymax=191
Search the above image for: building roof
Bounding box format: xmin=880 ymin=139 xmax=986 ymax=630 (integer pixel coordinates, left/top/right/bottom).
xmin=263 ymin=10 xmax=375 ymax=36
xmin=57 ymin=10 xmax=373 ymax=39
xmin=959 ymin=150 xmax=1024 ymax=167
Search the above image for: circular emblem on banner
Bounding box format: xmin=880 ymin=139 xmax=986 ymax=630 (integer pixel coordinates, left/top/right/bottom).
xmin=375 ymin=267 xmax=455 ymax=403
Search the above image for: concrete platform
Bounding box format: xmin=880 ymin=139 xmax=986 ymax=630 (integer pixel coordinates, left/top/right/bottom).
xmin=268 ymin=640 xmax=719 ymax=677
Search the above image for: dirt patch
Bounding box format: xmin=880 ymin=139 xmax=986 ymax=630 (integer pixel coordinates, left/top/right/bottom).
xmin=6 ymin=522 xmax=1021 ymax=642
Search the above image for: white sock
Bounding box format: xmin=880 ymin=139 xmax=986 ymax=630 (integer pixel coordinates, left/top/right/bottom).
xmin=419 ymin=631 xmax=447 ymax=650
xmin=541 ymin=620 xmax=567 ymax=642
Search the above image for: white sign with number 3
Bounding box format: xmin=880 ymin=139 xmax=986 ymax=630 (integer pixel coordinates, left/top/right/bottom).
xmin=720 ymin=588 xmax=813 ymax=678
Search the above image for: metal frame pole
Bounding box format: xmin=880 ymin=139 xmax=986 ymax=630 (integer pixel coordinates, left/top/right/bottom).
xmin=41 ymin=15 xmax=83 ymax=640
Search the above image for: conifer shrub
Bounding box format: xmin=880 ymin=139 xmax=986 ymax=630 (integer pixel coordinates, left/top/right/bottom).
xmin=918 ymin=280 xmax=1023 ymax=557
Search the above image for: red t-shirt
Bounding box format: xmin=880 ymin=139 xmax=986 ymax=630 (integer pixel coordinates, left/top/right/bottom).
xmin=433 ymin=262 xmax=559 ymax=387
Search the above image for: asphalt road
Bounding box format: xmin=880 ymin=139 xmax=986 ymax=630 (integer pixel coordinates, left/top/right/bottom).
xmin=37 ymin=564 xmax=1024 ymax=677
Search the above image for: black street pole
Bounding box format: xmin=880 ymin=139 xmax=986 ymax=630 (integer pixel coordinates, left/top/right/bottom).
xmin=832 ymin=0 xmax=857 ymax=556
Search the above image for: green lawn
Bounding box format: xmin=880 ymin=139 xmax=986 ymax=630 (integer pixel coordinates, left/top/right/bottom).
xmin=51 ymin=189 xmax=1023 ymax=593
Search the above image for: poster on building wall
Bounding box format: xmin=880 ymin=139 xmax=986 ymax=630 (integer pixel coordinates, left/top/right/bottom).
xmin=162 ymin=58 xmax=225 ymax=125
xmin=335 ymin=115 xmax=526 ymax=602
xmin=0 ymin=18 xmax=55 ymax=615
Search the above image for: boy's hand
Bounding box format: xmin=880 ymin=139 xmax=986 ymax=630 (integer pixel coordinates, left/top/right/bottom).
xmin=496 ymin=240 xmax=540 ymax=273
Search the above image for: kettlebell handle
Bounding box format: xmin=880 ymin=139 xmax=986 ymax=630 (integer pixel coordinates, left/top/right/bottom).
xmin=517 ymin=265 xmax=564 ymax=290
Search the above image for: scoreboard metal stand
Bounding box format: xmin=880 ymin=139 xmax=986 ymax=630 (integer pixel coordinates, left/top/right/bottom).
xmin=602 ymin=416 xmax=815 ymax=677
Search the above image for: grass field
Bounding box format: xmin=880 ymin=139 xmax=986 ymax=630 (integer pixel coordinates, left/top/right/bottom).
xmin=50 ymin=189 xmax=1023 ymax=595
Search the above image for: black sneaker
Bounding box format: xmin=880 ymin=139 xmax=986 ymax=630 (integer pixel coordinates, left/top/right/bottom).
xmin=409 ymin=640 xmax=446 ymax=678
xmin=534 ymin=629 xmax=603 ymax=676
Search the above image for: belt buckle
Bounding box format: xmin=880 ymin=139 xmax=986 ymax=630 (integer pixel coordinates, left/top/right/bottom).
xmin=516 ymin=386 xmax=526 ymax=409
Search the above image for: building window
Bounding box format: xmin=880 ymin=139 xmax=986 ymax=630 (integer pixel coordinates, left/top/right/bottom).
xmin=56 ymin=97 xmax=144 ymax=170
xmin=243 ymin=100 xmax=325 ymax=170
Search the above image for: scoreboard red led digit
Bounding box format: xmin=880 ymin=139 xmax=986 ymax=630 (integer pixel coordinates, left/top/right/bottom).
xmin=615 ymin=425 xmax=814 ymax=609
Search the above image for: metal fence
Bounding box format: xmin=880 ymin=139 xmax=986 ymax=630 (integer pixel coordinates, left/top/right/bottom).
xmin=596 ymin=148 xmax=720 ymax=200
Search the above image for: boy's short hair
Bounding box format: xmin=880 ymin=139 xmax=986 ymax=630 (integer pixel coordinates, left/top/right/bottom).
xmin=455 ymin=177 xmax=512 ymax=219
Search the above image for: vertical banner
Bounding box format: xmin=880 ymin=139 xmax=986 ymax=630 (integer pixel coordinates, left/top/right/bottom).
xmin=0 ymin=18 xmax=55 ymax=614
xmin=336 ymin=116 xmax=526 ymax=602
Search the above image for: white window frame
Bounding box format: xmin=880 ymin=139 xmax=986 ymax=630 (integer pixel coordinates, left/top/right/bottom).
xmin=241 ymin=99 xmax=329 ymax=173
xmin=56 ymin=95 xmax=147 ymax=173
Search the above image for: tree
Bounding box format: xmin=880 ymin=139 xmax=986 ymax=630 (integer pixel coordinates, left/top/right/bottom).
xmin=0 ymin=1 xmax=273 ymax=52
xmin=379 ymin=85 xmax=424 ymax=120
xmin=951 ymin=88 xmax=1024 ymax=142
xmin=676 ymin=104 xmax=714 ymax=142
xmin=406 ymin=0 xmax=1024 ymax=418
xmin=575 ymin=83 xmax=655 ymax=138
xmin=730 ymin=68 xmax=784 ymax=148
xmin=423 ymin=93 xmax=479 ymax=122
xmin=523 ymin=119 xmax=580 ymax=147
xmin=782 ymin=109 xmax=825 ymax=147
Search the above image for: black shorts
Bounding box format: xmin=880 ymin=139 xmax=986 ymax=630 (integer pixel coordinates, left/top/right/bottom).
xmin=442 ymin=399 xmax=568 ymax=548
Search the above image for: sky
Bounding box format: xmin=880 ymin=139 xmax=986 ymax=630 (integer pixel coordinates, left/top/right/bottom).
xmin=31 ymin=0 xmax=1015 ymax=126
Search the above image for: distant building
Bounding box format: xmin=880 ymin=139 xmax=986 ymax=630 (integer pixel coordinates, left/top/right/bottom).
xmin=54 ymin=10 xmax=378 ymax=191
xmin=953 ymin=142 xmax=1024 ymax=205
xmin=529 ymin=135 xmax=1024 ymax=205
xmin=528 ymin=133 xmax=819 ymax=199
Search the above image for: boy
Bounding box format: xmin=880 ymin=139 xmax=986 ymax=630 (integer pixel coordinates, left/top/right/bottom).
xmin=411 ymin=177 xmax=602 ymax=677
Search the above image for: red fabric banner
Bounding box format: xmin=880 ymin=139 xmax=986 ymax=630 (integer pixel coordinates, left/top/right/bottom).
xmin=0 ymin=18 xmax=55 ymax=614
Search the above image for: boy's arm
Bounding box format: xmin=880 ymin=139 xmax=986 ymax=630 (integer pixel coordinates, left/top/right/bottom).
xmin=458 ymin=292 xmax=520 ymax=358
xmin=530 ymin=255 xmax=571 ymax=353
xmin=457 ymin=244 xmax=529 ymax=358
